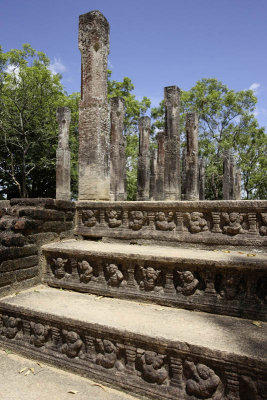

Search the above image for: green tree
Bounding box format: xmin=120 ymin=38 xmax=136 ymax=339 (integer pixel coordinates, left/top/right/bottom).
xmin=0 ymin=44 xmax=66 ymax=198
xmin=151 ymin=78 xmax=266 ymax=199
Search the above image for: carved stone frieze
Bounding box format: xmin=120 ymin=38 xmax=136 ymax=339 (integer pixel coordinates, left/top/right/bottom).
xmin=155 ymin=212 xmax=176 ymax=231
xmin=185 ymin=212 xmax=209 ymax=234
xmin=176 ymin=270 xmax=199 ymax=296
xmin=129 ymin=211 xmax=147 ymax=231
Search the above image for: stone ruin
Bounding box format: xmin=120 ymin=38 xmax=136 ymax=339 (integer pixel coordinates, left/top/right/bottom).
xmin=0 ymin=10 xmax=266 ymax=400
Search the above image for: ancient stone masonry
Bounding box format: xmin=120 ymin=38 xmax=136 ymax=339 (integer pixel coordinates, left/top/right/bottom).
xmin=0 ymin=303 xmax=266 ymax=400
xmin=185 ymin=113 xmax=199 ymax=201
xmin=156 ymin=131 xmax=165 ymax=200
xmin=199 ymin=158 xmax=206 ymax=200
xmin=223 ymin=151 xmax=241 ymax=200
xmin=110 ymin=97 xmax=126 ymax=201
xmin=164 ymin=86 xmax=181 ymax=200
xmin=78 ymin=11 xmax=110 ymax=200
xmin=149 ymin=148 xmax=157 ymax=201
xmin=43 ymin=240 xmax=267 ymax=321
xmin=75 ymin=200 xmax=267 ymax=247
xmin=56 ymin=107 xmax=71 ymax=201
xmin=137 ymin=117 xmax=151 ymax=201
xmin=0 ymin=198 xmax=75 ymax=297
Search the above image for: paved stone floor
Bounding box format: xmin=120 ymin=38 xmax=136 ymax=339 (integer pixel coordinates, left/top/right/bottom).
xmin=0 ymin=348 xmax=141 ymax=400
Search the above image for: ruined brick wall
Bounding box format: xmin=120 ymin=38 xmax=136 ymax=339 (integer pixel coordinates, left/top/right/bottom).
xmin=0 ymin=198 xmax=75 ymax=297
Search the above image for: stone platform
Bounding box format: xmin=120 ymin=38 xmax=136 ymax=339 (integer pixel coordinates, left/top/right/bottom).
xmin=0 ymin=285 xmax=266 ymax=400
xmin=42 ymin=240 xmax=267 ymax=321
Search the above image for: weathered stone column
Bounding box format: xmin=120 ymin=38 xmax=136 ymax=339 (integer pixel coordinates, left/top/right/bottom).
xmin=185 ymin=113 xmax=199 ymax=200
xmin=149 ymin=148 xmax=157 ymax=200
xmin=137 ymin=116 xmax=151 ymax=201
xmin=56 ymin=107 xmax=71 ymax=200
xmin=223 ymin=150 xmax=231 ymax=200
xmin=235 ymin=167 xmax=241 ymax=200
xmin=78 ymin=11 xmax=110 ymax=200
xmin=198 ymin=158 xmax=205 ymax=200
xmin=181 ymin=147 xmax=186 ymax=200
xmin=156 ymin=131 xmax=165 ymax=200
xmin=229 ymin=153 xmax=236 ymax=200
xmin=164 ymin=86 xmax=181 ymax=200
xmin=110 ymin=97 xmax=126 ymax=201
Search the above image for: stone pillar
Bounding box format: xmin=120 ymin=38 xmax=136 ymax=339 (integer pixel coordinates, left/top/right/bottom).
xmin=137 ymin=116 xmax=151 ymax=201
xmin=229 ymin=153 xmax=236 ymax=200
xmin=235 ymin=167 xmax=241 ymax=200
xmin=185 ymin=112 xmax=199 ymax=200
xmin=56 ymin=107 xmax=71 ymax=200
xmin=164 ymin=86 xmax=181 ymax=200
xmin=156 ymin=131 xmax=165 ymax=200
xmin=149 ymin=148 xmax=157 ymax=200
xmin=110 ymin=97 xmax=126 ymax=201
xmin=78 ymin=11 xmax=110 ymax=200
xmin=199 ymin=158 xmax=205 ymax=200
xmin=223 ymin=150 xmax=231 ymax=200
xmin=181 ymin=147 xmax=186 ymax=200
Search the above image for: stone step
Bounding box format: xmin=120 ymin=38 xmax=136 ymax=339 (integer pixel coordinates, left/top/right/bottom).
xmin=0 ymin=286 xmax=266 ymax=400
xmin=42 ymin=240 xmax=267 ymax=321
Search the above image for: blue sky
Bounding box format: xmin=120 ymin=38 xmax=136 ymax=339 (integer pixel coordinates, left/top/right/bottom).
xmin=1 ymin=0 xmax=267 ymax=128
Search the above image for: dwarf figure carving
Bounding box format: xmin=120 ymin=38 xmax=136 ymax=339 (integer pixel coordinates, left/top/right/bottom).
xmin=184 ymin=360 xmax=222 ymax=399
xmin=52 ymin=257 xmax=68 ymax=279
xmin=222 ymin=212 xmax=245 ymax=235
xmin=30 ymin=322 xmax=50 ymax=348
xmin=139 ymin=350 xmax=168 ymax=385
xmin=2 ymin=315 xmax=21 ymax=339
xmin=78 ymin=260 xmax=93 ymax=283
xmin=96 ymin=339 xmax=124 ymax=371
xmin=260 ymin=213 xmax=267 ymax=236
xmin=107 ymin=264 xmax=124 ymax=287
xmin=61 ymin=330 xmax=85 ymax=358
xmin=82 ymin=209 xmax=97 ymax=227
xmin=155 ymin=211 xmax=176 ymax=231
xmin=177 ymin=270 xmax=199 ymax=296
xmin=129 ymin=211 xmax=146 ymax=231
xmin=186 ymin=212 xmax=209 ymax=234
xmin=107 ymin=210 xmax=122 ymax=228
xmin=139 ymin=266 xmax=162 ymax=292
xmin=219 ymin=273 xmax=243 ymax=300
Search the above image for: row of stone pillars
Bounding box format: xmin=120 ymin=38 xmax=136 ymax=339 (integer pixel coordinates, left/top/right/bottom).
xmin=55 ymin=10 xmax=241 ymax=202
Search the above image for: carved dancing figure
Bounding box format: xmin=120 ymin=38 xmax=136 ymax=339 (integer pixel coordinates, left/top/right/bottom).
xmin=78 ymin=260 xmax=93 ymax=283
xmin=139 ymin=266 xmax=161 ymax=292
xmin=184 ymin=360 xmax=222 ymax=399
xmin=187 ymin=212 xmax=209 ymax=234
xmin=61 ymin=330 xmax=85 ymax=358
xmin=30 ymin=322 xmax=50 ymax=348
xmin=107 ymin=264 xmax=124 ymax=287
xmin=82 ymin=209 xmax=97 ymax=227
xmin=139 ymin=350 xmax=168 ymax=385
xmin=222 ymin=212 xmax=245 ymax=235
xmin=155 ymin=211 xmax=176 ymax=231
xmin=96 ymin=339 xmax=124 ymax=371
xmin=2 ymin=315 xmax=21 ymax=339
xmin=177 ymin=270 xmax=199 ymax=296
xmin=219 ymin=273 xmax=242 ymax=300
xmin=129 ymin=211 xmax=146 ymax=231
xmin=107 ymin=210 xmax=122 ymax=228
xmin=52 ymin=257 xmax=68 ymax=279
xmin=260 ymin=213 xmax=267 ymax=236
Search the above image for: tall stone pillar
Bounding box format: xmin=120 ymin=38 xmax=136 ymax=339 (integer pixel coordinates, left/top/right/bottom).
xmin=181 ymin=147 xmax=186 ymax=200
xmin=78 ymin=11 xmax=110 ymax=200
xmin=235 ymin=167 xmax=241 ymax=200
xmin=185 ymin=113 xmax=199 ymax=200
xmin=199 ymin=158 xmax=206 ymax=200
xmin=137 ymin=116 xmax=151 ymax=201
xmin=223 ymin=150 xmax=231 ymax=200
xmin=149 ymin=148 xmax=157 ymax=200
xmin=229 ymin=153 xmax=236 ymax=200
xmin=156 ymin=131 xmax=165 ymax=200
xmin=110 ymin=97 xmax=126 ymax=201
xmin=164 ymin=86 xmax=181 ymax=200
xmin=56 ymin=107 xmax=71 ymax=200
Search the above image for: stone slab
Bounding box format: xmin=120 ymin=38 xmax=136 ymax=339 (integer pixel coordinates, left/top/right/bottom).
xmin=0 ymin=348 xmax=140 ymax=400
xmin=0 ymin=286 xmax=266 ymax=399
